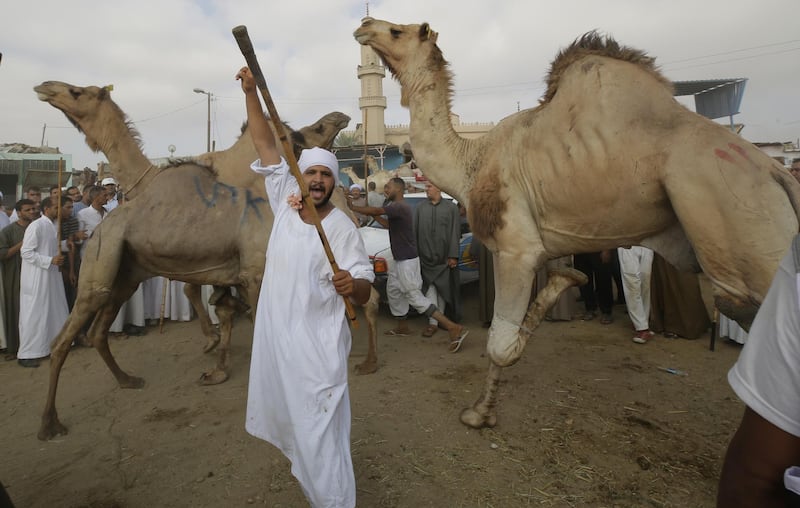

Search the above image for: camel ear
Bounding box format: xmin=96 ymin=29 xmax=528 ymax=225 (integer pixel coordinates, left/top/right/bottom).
xmin=419 ymin=23 xmax=437 ymax=42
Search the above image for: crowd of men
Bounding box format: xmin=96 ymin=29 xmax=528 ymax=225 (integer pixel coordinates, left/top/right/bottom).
xmin=0 ymin=177 xmax=120 ymax=366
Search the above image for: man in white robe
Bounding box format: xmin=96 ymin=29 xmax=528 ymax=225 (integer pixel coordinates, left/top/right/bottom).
xmin=238 ymin=66 xmax=373 ymax=508
xmin=17 ymin=197 xmax=69 ymax=367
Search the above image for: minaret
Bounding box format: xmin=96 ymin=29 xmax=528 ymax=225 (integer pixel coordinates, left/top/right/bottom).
xmin=357 ymin=4 xmax=386 ymax=145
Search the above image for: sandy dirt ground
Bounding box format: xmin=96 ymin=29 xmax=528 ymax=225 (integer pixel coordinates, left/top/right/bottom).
xmin=0 ymin=282 xmax=745 ymax=507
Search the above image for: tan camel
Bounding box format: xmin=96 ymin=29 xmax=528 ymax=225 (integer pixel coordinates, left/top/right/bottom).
xmin=341 ymin=159 xmax=420 ymax=195
xmin=34 ymin=81 xmax=379 ymax=441
xmin=35 ymin=80 xmax=353 ymax=358
xmin=37 ymin=81 xmax=354 ymax=352
xmin=355 ymin=19 xmax=800 ymax=428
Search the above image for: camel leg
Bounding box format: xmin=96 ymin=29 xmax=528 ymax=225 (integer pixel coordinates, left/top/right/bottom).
xmin=199 ymin=293 xmax=248 ymax=385
xmin=662 ymin=138 xmax=800 ymax=327
xmin=184 ymin=283 xmax=221 ymax=353
xmin=354 ymin=287 xmax=380 ymax=375
xmin=461 ymin=264 xmax=587 ymax=429
xmin=89 ymin=282 xmax=145 ymax=389
xmin=38 ymin=299 xmax=107 ymax=441
xmin=40 ymin=278 xmax=124 ymax=440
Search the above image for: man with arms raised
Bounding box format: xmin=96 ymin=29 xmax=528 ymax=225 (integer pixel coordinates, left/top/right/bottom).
xmin=238 ymin=66 xmax=373 ymax=508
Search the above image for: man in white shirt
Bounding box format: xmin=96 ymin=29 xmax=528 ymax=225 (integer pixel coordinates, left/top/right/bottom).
xmin=77 ymin=186 xmax=108 ymax=258
xmin=718 ymin=237 xmax=800 ymax=506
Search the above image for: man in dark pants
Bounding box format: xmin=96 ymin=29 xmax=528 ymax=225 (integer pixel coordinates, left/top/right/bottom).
xmin=574 ymin=250 xmax=614 ymax=324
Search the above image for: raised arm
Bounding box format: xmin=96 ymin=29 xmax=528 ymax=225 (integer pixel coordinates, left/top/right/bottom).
xmin=348 ymin=202 xmax=386 ymax=217
xmin=236 ymin=66 xmax=280 ymax=167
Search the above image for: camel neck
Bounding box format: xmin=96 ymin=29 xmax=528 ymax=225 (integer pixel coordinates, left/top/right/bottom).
xmin=406 ymin=87 xmax=469 ymax=203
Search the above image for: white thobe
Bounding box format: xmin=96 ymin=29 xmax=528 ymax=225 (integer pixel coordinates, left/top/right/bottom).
xmin=0 ymin=212 xmax=7 ymax=348
xmin=142 ymin=277 xmax=195 ymax=322
xmin=618 ymin=246 xmax=654 ymax=331
xmin=719 ymin=313 xmax=749 ymax=344
xmin=246 ymin=157 xmax=373 ymax=508
xmin=110 ymin=283 xmax=145 ymax=332
xmin=18 ymin=215 xmax=68 ymax=360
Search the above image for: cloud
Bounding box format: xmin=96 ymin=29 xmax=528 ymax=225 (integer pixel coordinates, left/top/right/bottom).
xmin=2 ymin=0 xmax=797 ymax=172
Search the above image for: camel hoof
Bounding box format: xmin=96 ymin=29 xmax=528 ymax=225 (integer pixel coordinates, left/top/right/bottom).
xmin=460 ymin=407 xmax=497 ymax=429
xmin=202 ymin=336 xmax=221 ymax=354
xmin=119 ymin=375 xmax=145 ymax=389
xmin=38 ymin=420 xmax=69 ymax=441
xmin=354 ymin=360 xmax=378 ymax=375
xmin=199 ymin=369 xmax=229 ymax=385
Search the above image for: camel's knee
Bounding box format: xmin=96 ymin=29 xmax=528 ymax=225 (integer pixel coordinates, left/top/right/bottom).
xmin=486 ymin=318 xmax=525 ymax=367
xmin=715 ymin=294 xmax=757 ymax=331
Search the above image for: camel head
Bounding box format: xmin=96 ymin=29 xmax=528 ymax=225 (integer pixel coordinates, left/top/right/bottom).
xmin=354 ymin=18 xmax=449 ymax=107
xmin=34 ymin=80 xmax=140 ymax=154
xmin=292 ymin=111 xmax=351 ymax=151
xmin=236 ymin=111 xmax=350 ymax=159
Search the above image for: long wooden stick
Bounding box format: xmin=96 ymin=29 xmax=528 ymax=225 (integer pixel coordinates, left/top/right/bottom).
xmin=56 ymin=158 xmax=63 ymax=246
xmin=232 ymin=25 xmax=358 ymax=328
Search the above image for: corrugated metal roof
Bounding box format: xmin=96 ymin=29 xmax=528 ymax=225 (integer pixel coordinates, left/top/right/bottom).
xmin=672 ymin=79 xmax=748 ymax=119
xmin=672 ymin=79 xmax=745 ymax=96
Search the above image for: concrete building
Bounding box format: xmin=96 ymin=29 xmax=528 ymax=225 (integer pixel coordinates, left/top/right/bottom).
xmin=753 ymin=141 xmax=800 ymax=167
xmin=0 ymin=144 xmax=72 ymax=203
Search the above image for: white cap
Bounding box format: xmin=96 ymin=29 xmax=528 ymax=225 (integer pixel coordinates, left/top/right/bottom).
xmin=349 ymin=183 xmax=363 ymax=191
xmin=298 ymin=147 xmax=339 ymax=184
xmin=101 ymin=177 xmax=117 ymax=186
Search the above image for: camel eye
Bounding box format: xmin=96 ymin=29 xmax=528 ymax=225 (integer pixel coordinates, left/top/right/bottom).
xmin=390 ymin=28 xmax=401 ymax=38
xmin=69 ymin=89 xmax=81 ymax=99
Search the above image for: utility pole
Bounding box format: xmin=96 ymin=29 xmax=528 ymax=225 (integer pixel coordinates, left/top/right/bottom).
xmin=193 ymin=88 xmax=213 ymax=152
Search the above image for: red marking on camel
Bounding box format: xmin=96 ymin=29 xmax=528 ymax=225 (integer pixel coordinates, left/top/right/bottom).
xmin=714 ymin=148 xmax=736 ymax=164
xmin=728 ymin=143 xmax=750 ymax=161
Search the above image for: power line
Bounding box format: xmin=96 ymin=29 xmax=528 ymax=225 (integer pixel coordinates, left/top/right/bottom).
xmin=661 ymin=39 xmax=800 ymax=65
xmin=133 ymin=99 xmax=206 ymax=124
xmin=663 ymin=46 xmax=800 ymax=72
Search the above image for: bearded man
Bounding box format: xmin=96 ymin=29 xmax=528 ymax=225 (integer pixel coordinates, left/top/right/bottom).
xmin=238 ymin=66 xmax=373 ymax=508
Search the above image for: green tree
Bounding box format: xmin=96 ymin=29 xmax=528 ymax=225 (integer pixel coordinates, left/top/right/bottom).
xmin=334 ymin=131 xmax=359 ymax=147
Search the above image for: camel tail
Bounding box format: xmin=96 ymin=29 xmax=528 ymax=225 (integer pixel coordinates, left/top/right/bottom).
xmin=772 ymin=170 xmax=800 ymax=232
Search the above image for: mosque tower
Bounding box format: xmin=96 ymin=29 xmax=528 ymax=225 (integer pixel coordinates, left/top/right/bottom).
xmin=357 ymin=3 xmax=386 ymax=145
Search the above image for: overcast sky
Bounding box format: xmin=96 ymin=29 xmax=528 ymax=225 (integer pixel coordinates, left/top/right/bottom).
xmin=2 ymin=0 xmax=798 ymax=172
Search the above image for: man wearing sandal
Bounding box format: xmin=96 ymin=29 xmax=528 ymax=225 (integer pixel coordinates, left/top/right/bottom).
xmin=349 ymin=177 xmax=469 ymax=352
xmin=415 ymin=183 xmax=462 ymax=338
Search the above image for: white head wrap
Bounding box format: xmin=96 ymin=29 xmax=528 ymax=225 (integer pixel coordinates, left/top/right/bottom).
xmin=349 ymin=183 xmax=363 ymax=192
xmin=298 ymin=147 xmax=339 ymax=184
